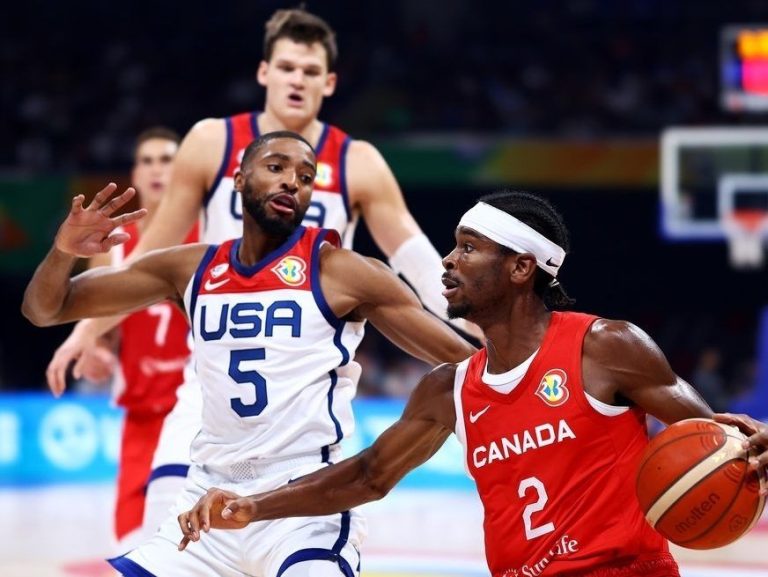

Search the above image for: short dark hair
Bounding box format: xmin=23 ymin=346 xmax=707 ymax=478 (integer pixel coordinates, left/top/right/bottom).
xmin=241 ymin=130 xmax=315 ymax=170
xmin=478 ymin=190 xmax=575 ymax=310
xmin=134 ymin=126 xmax=180 ymax=152
xmin=264 ymin=8 xmax=338 ymax=70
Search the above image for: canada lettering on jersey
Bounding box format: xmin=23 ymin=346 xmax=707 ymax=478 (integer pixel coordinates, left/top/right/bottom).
xmin=472 ymin=419 xmax=576 ymax=468
xmin=199 ymin=300 xmax=302 ymax=341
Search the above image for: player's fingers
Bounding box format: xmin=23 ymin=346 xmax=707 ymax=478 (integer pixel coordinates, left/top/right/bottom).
xmin=177 ymin=512 xmax=193 ymax=549
xmin=71 ymin=195 xmax=86 ymax=214
xmin=113 ymin=208 xmax=148 ymax=227
xmin=178 ymin=535 xmax=191 ymax=552
xmin=714 ymin=413 xmax=758 ymax=440
xmin=187 ymin=506 xmax=202 ymax=541
xmin=90 ymin=183 xmax=118 ymax=210
xmin=100 ymin=187 xmax=136 ymax=216
xmin=46 ymin=354 xmax=69 ymax=397
xmin=45 ymin=362 xmax=62 ymax=397
xmin=101 ymin=233 xmax=130 ymax=252
xmin=72 ymin=353 xmax=90 ymax=380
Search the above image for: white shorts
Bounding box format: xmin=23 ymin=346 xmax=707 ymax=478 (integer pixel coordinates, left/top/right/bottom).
xmin=148 ymin=366 xmax=203 ymax=483
xmin=110 ymin=458 xmax=366 ymax=577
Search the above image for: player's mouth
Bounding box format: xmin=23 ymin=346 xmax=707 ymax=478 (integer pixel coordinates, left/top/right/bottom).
xmin=268 ymin=193 xmax=298 ymax=216
xmin=441 ymin=274 xmax=460 ymax=298
xmin=287 ymin=93 xmax=304 ymax=107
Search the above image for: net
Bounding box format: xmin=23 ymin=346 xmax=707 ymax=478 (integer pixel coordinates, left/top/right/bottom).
xmin=722 ymin=209 xmax=768 ymax=268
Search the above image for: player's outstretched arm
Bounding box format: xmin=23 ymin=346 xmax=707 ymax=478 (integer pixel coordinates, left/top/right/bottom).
xmin=582 ymin=319 xmax=713 ymax=424
xmin=43 ymin=121 xmax=224 ymax=387
xmin=177 ymin=364 xmax=457 ymax=549
xmin=320 ymin=247 xmax=476 ymax=365
xmin=22 ymin=186 xmax=203 ymax=326
xmin=346 ymin=140 xmax=482 ymax=340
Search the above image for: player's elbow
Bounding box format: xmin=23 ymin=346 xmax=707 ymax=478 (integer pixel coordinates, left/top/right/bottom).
xmin=21 ymin=302 xmax=58 ymax=327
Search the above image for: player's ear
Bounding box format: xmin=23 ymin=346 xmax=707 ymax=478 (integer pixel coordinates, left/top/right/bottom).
xmin=233 ymin=169 xmax=245 ymax=192
xmin=323 ymin=72 xmax=337 ymax=97
xmin=256 ymin=61 xmax=270 ymax=87
xmin=509 ymin=253 xmax=537 ymax=286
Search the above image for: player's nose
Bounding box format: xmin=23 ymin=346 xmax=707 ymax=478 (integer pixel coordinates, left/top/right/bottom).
xmin=442 ymin=249 xmax=458 ymax=270
xmin=280 ymin=170 xmax=299 ymax=191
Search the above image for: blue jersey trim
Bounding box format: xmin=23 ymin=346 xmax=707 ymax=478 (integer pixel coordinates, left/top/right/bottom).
xmin=147 ymin=463 xmax=190 ymax=486
xmin=327 ymin=370 xmax=344 ymax=444
xmin=108 ymin=555 xmax=159 ymax=577
xmin=203 ymin=117 xmax=234 ymax=209
xmin=339 ymin=137 xmax=352 ymax=222
xmin=276 ymin=549 xmax=355 ymax=577
xmin=230 ymin=226 xmax=306 ymax=278
xmin=315 ymin=123 xmax=330 ymax=156
xmin=332 ymin=511 xmax=351 ymax=554
xmin=189 ymin=245 xmax=220 ymax=327
xmin=310 ymin=230 xmax=342 ymax=329
xmin=250 ymin=111 xmax=260 ymax=138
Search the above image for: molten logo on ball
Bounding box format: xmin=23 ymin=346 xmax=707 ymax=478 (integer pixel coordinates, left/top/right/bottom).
xmin=674 ymin=492 xmax=720 ymax=535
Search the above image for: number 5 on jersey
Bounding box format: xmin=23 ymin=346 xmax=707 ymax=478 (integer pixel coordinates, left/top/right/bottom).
xmin=229 ymin=348 xmax=268 ymax=417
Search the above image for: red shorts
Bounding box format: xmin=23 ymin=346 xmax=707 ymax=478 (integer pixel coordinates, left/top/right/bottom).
xmin=115 ymin=411 xmax=167 ymax=540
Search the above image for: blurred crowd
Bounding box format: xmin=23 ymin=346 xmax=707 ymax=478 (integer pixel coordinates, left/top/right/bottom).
xmin=3 ymin=0 xmax=767 ymax=409
xmin=4 ymin=0 xmax=767 ymax=172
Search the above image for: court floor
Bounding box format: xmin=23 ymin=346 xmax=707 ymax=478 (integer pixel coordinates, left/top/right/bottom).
xmin=1 ymin=485 xmax=765 ymax=577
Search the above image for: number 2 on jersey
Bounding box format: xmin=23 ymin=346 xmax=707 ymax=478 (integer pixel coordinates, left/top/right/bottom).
xmin=518 ymin=476 xmax=555 ymax=540
xmin=229 ymin=348 xmax=268 ymax=417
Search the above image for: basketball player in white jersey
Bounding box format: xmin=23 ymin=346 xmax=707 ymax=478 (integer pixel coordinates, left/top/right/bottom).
xmin=24 ymin=132 xmax=476 ymax=577
xmin=45 ymin=7 xmax=480 ymax=533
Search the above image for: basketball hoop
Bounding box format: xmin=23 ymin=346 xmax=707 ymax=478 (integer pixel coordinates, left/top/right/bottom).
xmin=722 ymin=209 xmax=768 ymax=268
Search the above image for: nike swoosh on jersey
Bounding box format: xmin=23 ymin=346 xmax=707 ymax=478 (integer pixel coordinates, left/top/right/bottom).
xmin=469 ymin=405 xmax=491 ymax=424
xmin=204 ymin=278 xmax=231 ymax=291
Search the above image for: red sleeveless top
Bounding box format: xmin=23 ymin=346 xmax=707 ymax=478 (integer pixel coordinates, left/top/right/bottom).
xmin=458 ymin=312 xmax=678 ymax=577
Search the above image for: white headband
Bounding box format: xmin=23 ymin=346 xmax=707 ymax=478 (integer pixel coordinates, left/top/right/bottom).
xmin=458 ymin=202 xmax=566 ymax=277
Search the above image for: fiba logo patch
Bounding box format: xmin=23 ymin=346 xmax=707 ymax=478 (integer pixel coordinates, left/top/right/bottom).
xmin=271 ymin=256 xmax=307 ymax=286
xmin=536 ymin=369 xmax=569 ymax=407
xmin=315 ymin=162 xmax=333 ymax=187
xmin=210 ymin=263 xmax=229 ymax=278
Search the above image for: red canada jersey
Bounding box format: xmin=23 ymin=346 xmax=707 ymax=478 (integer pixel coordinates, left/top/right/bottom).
xmin=203 ymin=112 xmax=355 ymax=247
xmin=111 ymin=222 xmax=198 ymax=414
xmin=456 ymin=312 xmax=676 ymax=577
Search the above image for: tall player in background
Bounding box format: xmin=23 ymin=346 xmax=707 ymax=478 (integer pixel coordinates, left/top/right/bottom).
xmin=46 ymin=128 xmax=198 ymax=552
xmin=177 ymin=191 xmax=761 ymax=577
xmin=45 ymin=6 xmax=478 ymax=536
xmin=23 ymin=132 xmax=476 ymax=577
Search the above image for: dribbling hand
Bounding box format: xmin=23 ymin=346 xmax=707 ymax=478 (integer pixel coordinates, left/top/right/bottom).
xmin=714 ymin=412 xmax=768 ymax=492
xmin=54 ymin=183 xmax=147 ymax=258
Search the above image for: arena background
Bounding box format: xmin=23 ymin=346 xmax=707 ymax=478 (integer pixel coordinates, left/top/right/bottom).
xmin=1 ymin=1 xmax=767 ymax=576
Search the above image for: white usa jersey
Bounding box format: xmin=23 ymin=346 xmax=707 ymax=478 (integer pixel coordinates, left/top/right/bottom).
xmin=202 ymin=111 xmax=358 ymax=247
xmin=183 ymin=226 xmax=364 ymax=469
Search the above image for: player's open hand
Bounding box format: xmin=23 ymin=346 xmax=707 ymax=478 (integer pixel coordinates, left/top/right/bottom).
xmin=713 ymin=413 xmax=768 ymax=488
xmin=54 ymin=183 xmax=147 ymax=258
xmin=178 ymin=487 xmax=251 ymax=551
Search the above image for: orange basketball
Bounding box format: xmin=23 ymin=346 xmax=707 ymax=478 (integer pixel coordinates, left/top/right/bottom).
xmin=635 ymin=418 xmax=766 ymax=549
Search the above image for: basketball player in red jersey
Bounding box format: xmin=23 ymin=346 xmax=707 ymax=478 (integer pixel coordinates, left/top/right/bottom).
xmin=48 ymin=128 xmax=198 ymax=552
xmin=177 ymin=191 xmax=766 ymax=576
